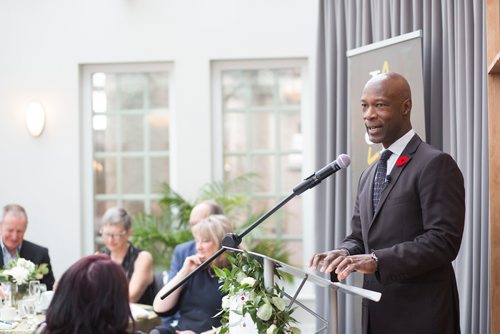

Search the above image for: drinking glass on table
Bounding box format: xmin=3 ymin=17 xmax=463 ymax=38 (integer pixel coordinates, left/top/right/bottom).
xmin=35 ymin=283 xmax=47 ymax=313
xmin=21 ymin=297 xmax=37 ymax=326
xmin=0 ymin=282 xmax=13 ymax=307
xmin=29 ymin=280 xmax=41 ymax=299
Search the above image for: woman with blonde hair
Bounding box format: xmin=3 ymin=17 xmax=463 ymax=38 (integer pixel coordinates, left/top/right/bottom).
xmin=152 ymin=214 xmax=233 ymax=334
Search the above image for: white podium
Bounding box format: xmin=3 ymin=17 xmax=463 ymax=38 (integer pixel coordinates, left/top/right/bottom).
xmin=224 ymin=247 xmax=381 ymax=334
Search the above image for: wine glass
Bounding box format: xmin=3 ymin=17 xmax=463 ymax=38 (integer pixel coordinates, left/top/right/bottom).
xmin=35 ymin=283 xmax=47 ymax=313
xmin=28 ymin=281 xmax=41 ymax=299
xmin=38 ymin=284 xmax=47 ymax=295
xmin=28 ymin=280 xmax=41 ymax=314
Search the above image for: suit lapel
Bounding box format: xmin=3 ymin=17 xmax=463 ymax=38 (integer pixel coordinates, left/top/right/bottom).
xmin=371 ymin=135 xmax=423 ymax=225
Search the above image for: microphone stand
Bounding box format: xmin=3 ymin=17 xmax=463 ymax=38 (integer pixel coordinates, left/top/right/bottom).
xmin=159 ymin=191 xmax=297 ymax=299
xmin=159 ymin=154 xmax=351 ymax=299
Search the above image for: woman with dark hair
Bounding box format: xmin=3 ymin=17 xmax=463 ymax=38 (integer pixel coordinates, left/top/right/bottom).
xmin=36 ymin=254 xmax=140 ymax=334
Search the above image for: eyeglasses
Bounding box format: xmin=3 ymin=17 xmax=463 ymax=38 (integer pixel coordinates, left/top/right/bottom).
xmin=100 ymin=230 xmax=127 ymax=240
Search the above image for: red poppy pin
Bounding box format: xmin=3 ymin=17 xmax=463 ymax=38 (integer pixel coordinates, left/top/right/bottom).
xmin=396 ymin=156 xmax=409 ymax=167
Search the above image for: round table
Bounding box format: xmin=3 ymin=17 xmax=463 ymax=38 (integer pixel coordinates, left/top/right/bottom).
xmin=0 ymin=304 xmax=160 ymax=334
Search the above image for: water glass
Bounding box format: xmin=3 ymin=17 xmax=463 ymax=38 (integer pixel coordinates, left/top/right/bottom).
xmin=0 ymin=282 xmax=13 ymax=307
xmin=28 ymin=280 xmax=41 ymax=299
xmin=23 ymin=298 xmax=36 ymax=315
xmin=20 ymin=297 xmax=36 ymax=324
xmin=35 ymin=283 xmax=47 ymax=313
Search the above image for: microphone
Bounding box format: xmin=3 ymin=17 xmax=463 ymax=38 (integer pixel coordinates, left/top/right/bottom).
xmin=293 ymin=154 xmax=351 ymax=195
xmin=385 ymin=175 xmax=392 ymax=183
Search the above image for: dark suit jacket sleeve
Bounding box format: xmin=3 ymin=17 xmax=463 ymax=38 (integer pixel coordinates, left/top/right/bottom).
xmin=168 ymin=244 xmax=184 ymax=281
xmin=20 ymin=240 xmax=56 ymax=290
xmin=339 ymin=171 xmax=369 ymax=255
xmin=40 ymin=248 xmax=56 ymax=290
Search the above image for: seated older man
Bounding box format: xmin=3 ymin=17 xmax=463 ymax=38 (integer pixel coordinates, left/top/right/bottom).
xmin=0 ymin=204 xmax=55 ymax=289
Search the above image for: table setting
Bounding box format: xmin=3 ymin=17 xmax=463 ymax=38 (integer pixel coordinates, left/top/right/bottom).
xmin=0 ymin=279 xmax=51 ymax=333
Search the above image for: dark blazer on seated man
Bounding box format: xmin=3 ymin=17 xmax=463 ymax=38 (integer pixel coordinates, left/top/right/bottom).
xmin=168 ymin=240 xmax=196 ymax=280
xmin=0 ymin=239 xmax=55 ymax=290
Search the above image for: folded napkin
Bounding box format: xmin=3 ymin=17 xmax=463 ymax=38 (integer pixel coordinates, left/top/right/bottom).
xmin=129 ymin=303 xmax=151 ymax=320
xmin=40 ymin=291 xmax=54 ymax=311
xmin=0 ymin=320 xmax=18 ymax=330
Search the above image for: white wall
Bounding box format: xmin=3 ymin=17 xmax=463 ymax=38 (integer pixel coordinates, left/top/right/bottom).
xmin=0 ymin=0 xmax=317 ymax=283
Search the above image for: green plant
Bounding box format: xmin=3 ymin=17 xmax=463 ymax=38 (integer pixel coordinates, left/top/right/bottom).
xmin=130 ymin=174 xmax=292 ymax=272
xmin=213 ymin=250 xmax=301 ymax=334
xmin=131 ymin=213 xmax=193 ymax=271
xmin=238 ymin=210 xmax=291 ymax=265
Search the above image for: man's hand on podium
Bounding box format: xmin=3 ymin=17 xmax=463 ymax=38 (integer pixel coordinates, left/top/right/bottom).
xmin=308 ymin=250 xmax=377 ymax=281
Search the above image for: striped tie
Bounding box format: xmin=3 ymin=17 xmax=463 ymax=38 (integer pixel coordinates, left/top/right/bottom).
xmin=372 ymin=150 xmax=392 ymax=213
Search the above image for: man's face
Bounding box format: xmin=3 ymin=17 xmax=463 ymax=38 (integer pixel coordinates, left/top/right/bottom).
xmin=1 ymin=213 xmax=27 ymax=252
xmin=361 ymin=77 xmax=411 ymax=148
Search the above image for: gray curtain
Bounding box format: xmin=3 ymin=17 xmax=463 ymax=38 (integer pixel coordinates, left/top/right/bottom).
xmin=314 ymin=1 xmax=489 ymax=333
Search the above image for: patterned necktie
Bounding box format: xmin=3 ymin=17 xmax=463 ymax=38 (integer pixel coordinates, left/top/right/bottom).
xmin=372 ymin=150 xmax=393 ymax=213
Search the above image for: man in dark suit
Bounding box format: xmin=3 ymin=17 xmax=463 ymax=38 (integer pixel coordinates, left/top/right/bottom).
xmin=309 ymin=72 xmax=465 ymax=334
xmin=0 ymin=204 xmax=55 ymax=290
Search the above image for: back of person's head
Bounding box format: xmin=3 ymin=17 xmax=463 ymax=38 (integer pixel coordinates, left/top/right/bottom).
xmin=192 ymin=214 xmax=233 ymax=266
xmin=202 ymin=200 xmax=224 ymax=215
xmin=101 ymin=207 xmax=132 ymax=230
xmin=1 ymin=203 xmax=28 ymax=224
xmin=41 ymin=254 xmax=131 ymax=334
xmin=189 ymin=200 xmax=224 ymax=227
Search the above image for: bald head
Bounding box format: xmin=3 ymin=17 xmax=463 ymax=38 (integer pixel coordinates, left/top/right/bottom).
xmin=361 ymin=72 xmax=413 ymax=148
xmin=189 ymin=200 xmax=224 ymax=227
xmin=364 ymin=72 xmax=412 ymax=103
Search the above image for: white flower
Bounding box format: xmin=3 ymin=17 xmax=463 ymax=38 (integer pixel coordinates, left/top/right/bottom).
xmin=4 ymin=266 xmax=31 ymax=285
xmin=16 ymin=258 xmax=35 ymax=273
xmin=221 ymin=295 xmax=230 ymax=310
xmin=0 ymin=258 xmax=38 ymax=285
xmin=267 ymin=324 xmax=277 ymax=334
xmin=236 ymin=272 xmax=247 ymax=282
xmin=256 ymin=303 xmax=272 ymax=321
xmin=229 ymin=293 xmax=249 ymax=313
xmin=272 ymin=296 xmax=287 ymax=311
xmin=289 ymin=327 xmax=301 ymax=334
xmin=241 ymin=277 xmax=256 ymax=287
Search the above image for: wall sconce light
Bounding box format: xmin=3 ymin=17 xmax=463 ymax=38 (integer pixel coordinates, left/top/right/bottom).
xmin=25 ymin=101 xmax=46 ymax=137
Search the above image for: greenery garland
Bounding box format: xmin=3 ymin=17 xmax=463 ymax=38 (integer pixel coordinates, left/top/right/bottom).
xmin=213 ymin=251 xmax=301 ymax=334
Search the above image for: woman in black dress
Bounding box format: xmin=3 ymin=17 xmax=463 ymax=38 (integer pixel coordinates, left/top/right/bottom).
xmin=100 ymin=207 xmax=155 ymax=305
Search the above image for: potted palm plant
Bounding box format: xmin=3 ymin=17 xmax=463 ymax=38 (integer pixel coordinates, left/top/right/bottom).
xmin=130 ymin=175 xmax=291 ymax=272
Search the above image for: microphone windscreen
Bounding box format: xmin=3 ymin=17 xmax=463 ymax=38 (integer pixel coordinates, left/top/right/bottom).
xmin=337 ymin=154 xmax=351 ymax=169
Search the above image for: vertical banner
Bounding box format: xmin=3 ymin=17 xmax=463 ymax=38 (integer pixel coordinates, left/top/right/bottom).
xmin=347 ymin=31 xmax=426 ymax=196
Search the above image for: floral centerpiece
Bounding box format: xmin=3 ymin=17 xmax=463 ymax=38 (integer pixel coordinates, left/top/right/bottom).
xmin=0 ymin=257 xmax=48 ymax=296
xmin=214 ymin=250 xmax=301 ymax=334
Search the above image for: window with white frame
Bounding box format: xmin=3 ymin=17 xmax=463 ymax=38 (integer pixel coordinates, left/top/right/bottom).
xmin=83 ymin=63 xmax=172 ymax=250
xmin=213 ymin=59 xmax=307 ymax=266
